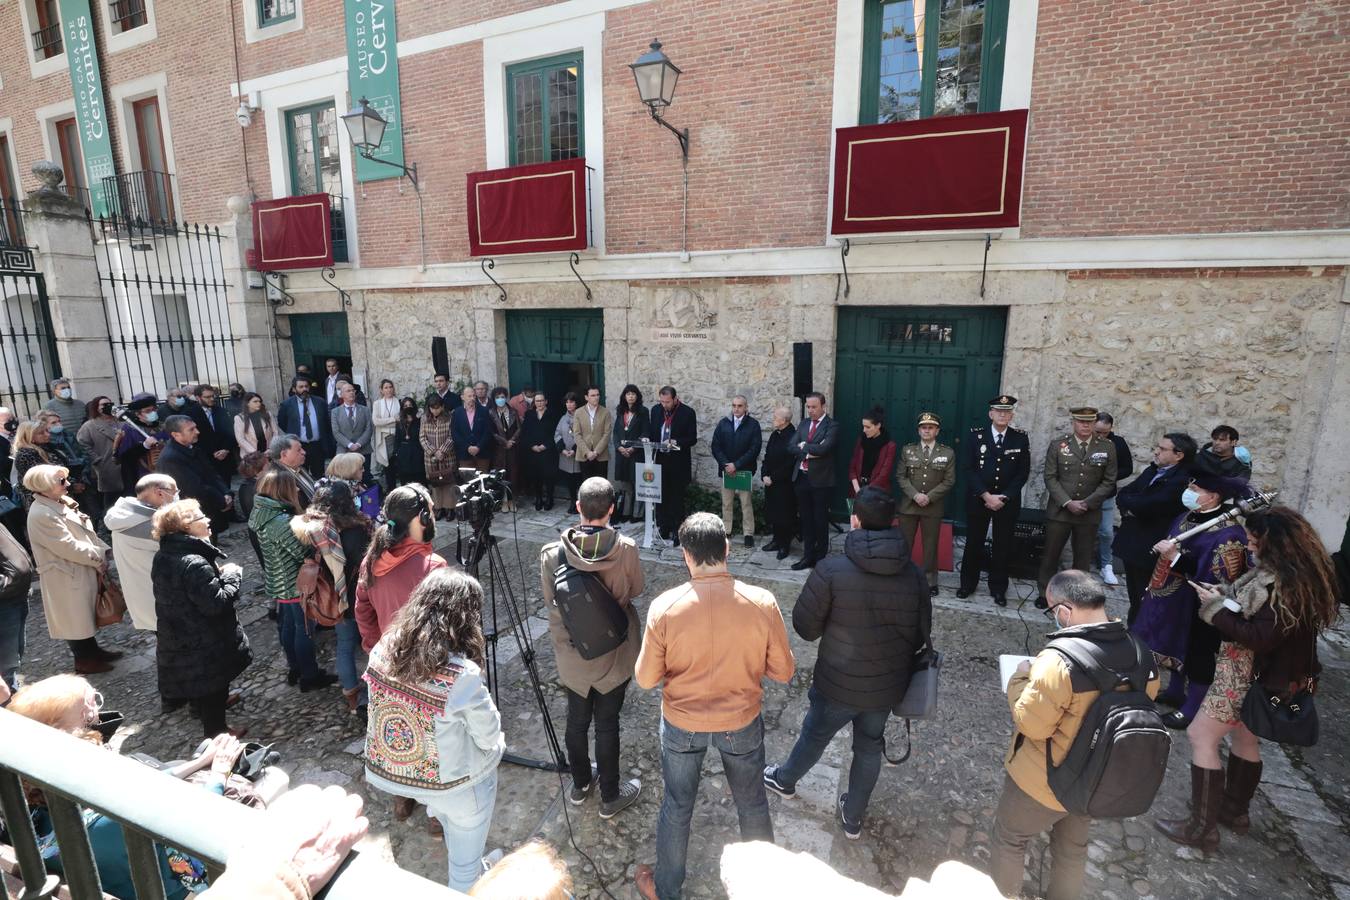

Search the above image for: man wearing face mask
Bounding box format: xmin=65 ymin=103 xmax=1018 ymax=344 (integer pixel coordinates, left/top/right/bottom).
xmin=157 ymin=388 xmax=194 ymax=424
xmin=1131 ymin=473 xmax=1250 ymax=729
xmin=0 ymin=407 xmax=17 ymax=484
xmin=114 ymin=393 xmax=169 ymax=494
xmin=104 ymin=474 xmax=180 ymax=631
xmin=44 ymin=378 xmax=87 ymax=432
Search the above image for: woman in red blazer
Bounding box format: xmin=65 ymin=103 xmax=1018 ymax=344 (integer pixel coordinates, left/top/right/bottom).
xmin=848 ymin=406 xmax=896 ymax=497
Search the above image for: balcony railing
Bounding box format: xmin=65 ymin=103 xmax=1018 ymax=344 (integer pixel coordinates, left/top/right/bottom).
xmin=56 ymin=183 xmax=92 ymax=214
xmin=102 ymin=170 xmax=175 ymax=226
xmin=109 ymin=0 xmax=148 ymax=30
xmin=32 ymin=23 xmax=63 ymax=58
xmin=330 ymin=193 xmax=349 ymax=263
xmin=0 ymin=200 xmax=25 ymax=248
xmin=0 ymin=708 xmax=464 ymax=898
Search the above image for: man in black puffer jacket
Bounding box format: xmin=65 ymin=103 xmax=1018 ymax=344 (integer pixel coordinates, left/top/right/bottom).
xmin=764 ymin=486 xmax=931 ymax=839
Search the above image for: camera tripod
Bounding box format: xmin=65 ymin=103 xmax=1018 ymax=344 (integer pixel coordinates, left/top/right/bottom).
xmin=457 ymin=514 xmax=568 ymax=773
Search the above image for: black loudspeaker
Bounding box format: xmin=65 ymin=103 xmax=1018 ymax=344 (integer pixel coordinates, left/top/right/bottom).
xmin=431 ymin=337 xmax=449 ymax=377
xmin=792 ymin=342 xmax=813 ymax=398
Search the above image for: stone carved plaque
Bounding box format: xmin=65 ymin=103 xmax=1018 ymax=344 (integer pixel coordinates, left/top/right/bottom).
xmin=649 ymin=287 xmax=718 ymax=343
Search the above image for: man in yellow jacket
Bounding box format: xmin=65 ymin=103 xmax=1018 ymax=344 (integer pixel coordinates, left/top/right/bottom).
xmin=992 ymin=570 xmax=1159 ymax=900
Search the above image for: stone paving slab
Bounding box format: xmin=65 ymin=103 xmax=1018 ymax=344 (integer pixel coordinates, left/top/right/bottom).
xmin=11 ymin=509 xmax=1350 ymax=898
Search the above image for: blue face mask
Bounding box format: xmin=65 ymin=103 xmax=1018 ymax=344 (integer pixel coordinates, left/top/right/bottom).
xmin=144 ymin=411 xmax=159 ymax=423
xmin=1181 ymin=488 xmax=1202 ymax=510
xmin=171 ymin=397 xmax=185 ymax=407
xmin=48 ymin=424 xmax=64 ymax=435
xmin=57 ymin=388 xmax=72 ymax=400
xmin=495 ymin=397 xmax=507 ymax=408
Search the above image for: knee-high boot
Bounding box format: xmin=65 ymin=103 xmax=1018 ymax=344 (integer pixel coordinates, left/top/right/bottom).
xmin=1217 ymin=756 xmax=1262 ymax=835
xmin=1155 ymin=763 xmax=1223 ymax=851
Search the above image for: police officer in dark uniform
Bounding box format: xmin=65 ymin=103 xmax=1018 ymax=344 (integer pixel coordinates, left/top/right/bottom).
xmin=957 ymin=395 xmax=1031 ymax=607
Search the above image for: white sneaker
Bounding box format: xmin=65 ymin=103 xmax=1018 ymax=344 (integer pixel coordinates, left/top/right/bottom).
xmin=481 ymin=848 xmax=505 ymax=874
xmin=1101 ymin=565 xmax=1119 ymax=586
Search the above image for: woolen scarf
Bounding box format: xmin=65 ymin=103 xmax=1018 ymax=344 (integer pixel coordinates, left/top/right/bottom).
xmin=859 ymin=429 xmax=889 ymax=481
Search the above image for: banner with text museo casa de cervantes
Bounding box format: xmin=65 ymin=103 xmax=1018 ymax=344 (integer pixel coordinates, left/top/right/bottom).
xmin=58 ymin=0 xmax=115 ymax=216
xmin=344 ymin=0 xmax=405 ymax=183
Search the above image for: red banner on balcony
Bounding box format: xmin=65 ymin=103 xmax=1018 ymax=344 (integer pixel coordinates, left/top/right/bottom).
xmin=831 ymin=109 xmax=1029 ymax=235
xmin=251 ymin=194 xmax=333 ymax=271
xmin=467 ymin=158 xmax=587 ymax=257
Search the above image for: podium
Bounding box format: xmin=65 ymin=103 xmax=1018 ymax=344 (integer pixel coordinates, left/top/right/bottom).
xmin=623 ymin=438 xmax=679 ymax=549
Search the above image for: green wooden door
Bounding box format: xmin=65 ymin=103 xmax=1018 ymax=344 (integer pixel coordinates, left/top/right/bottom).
xmin=834 ymin=306 xmax=1007 ymax=527
xmin=289 ymin=313 xmax=352 ymax=376
xmin=505 ymin=309 xmax=604 ymax=404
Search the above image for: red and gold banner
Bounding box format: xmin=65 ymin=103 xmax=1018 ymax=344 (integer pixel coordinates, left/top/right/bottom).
xmin=251 ymin=194 xmax=333 ymax=271
xmin=831 ymin=109 xmax=1029 ymax=235
xmin=467 ymin=158 xmax=587 ymax=256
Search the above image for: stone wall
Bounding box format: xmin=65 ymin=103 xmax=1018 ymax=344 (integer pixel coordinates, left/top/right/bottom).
xmin=346 ymin=266 xmax=1350 ymax=541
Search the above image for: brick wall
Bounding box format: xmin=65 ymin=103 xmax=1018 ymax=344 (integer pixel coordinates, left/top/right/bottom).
xmin=1020 ymin=0 xmax=1350 ymax=236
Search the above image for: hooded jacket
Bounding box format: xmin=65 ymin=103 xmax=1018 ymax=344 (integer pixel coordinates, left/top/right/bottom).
xmin=104 ymin=496 xmax=161 ymax=630
xmin=354 ymin=540 xmax=449 ymax=652
xmin=248 ymin=494 xmax=305 ymax=601
xmin=792 ymin=526 xmax=931 ymax=711
xmin=540 ymin=525 xmax=644 ymax=695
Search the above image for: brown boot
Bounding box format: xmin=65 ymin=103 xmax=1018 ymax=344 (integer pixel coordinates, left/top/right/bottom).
xmin=73 ymin=657 xmax=114 ymax=675
xmin=342 ymin=688 xmax=361 ymax=714
xmin=393 ymin=796 xmax=416 ymax=821
xmin=1155 ymin=764 xmax=1223 ymax=851
xmin=1217 ymin=756 xmax=1263 ymax=835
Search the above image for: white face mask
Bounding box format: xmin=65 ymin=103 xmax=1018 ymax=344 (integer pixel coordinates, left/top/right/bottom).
xmin=57 ymin=388 xmax=72 ymax=400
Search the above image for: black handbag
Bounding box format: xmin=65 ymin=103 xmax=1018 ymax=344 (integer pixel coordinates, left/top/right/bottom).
xmin=884 ymin=646 xmax=943 ymax=765
xmin=1240 ymin=681 xmax=1318 ymax=747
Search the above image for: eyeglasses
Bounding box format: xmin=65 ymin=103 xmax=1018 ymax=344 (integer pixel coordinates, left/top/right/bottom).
xmin=56 ymin=476 xmax=69 ymax=485
xmin=1153 ymin=444 xmax=1176 ymax=453
xmin=1041 ymin=604 xmax=1065 ymax=622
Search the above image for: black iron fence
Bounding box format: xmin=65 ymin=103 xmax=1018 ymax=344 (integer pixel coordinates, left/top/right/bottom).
xmin=102 ymin=170 xmax=175 ymax=227
xmin=90 ymin=210 xmax=238 ymax=400
xmin=0 ymin=203 xmax=60 ymax=420
xmin=31 ymin=22 xmax=62 ymax=58
xmin=330 ymin=192 xmax=349 ymax=263
xmin=109 ymin=0 xmax=148 ymax=29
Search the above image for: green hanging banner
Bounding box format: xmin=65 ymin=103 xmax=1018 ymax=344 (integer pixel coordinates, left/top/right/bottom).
xmin=344 ymin=0 xmax=405 ymax=183
xmin=58 ymin=0 xmax=115 ymax=216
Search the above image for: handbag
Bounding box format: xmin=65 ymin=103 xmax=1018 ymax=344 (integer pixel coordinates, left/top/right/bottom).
xmin=1240 ymin=680 xmax=1318 ymax=747
xmin=884 ymin=645 xmax=943 ymax=765
xmin=94 ymin=571 xmax=127 ymax=627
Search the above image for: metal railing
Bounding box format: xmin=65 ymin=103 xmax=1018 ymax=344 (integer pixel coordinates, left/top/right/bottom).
xmin=56 ymin=183 xmax=92 ymax=214
xmin=0 ymin=198 xmax=25 ymax=248
xmin=109 ymin=0 xmax=147 ymax=29
xmin=0 ymin=709 xmax=464 ymax=898
xmin=32 ymin=22 xmax=63 ymax=57
xmin=102 ymin=170 xmax=175 ymax=227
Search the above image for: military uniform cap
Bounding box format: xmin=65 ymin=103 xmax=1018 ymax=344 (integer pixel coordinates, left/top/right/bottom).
xmin=1070 ymin=407 xmax=1098 ymax=421
xmin=917 ymin=411 xmax=941 ymax=427
xmin=989 ymin=395 xmax=1017 ymax=410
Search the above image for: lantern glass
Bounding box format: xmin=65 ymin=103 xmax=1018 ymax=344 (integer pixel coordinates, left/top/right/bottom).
xmin=630 ymin=40 xmax=682 ymax=109
xmin=341 ymin=97 xmax=387 ymax=153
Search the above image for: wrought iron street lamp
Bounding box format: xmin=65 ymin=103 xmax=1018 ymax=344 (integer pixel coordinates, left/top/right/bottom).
xmin=630 ymin=40 xmax=691 ymax=259
xmin=340 ymin=96 xmax=426 ymax=270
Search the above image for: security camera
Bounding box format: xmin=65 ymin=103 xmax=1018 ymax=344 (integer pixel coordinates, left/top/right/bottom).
xmin=235 ymin=101 xmax=253 ymax=128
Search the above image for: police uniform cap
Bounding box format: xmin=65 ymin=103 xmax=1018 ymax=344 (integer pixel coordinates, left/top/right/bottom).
xmin=989 ymin=395 xmax=1017 ymax=410
xmin=1070 ymin=406 xmax=1098 ymax=422
xmin=917 ymin=412 xmax=941 ymax=427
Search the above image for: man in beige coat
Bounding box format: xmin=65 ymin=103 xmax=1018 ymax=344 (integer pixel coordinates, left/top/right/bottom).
xmin=540 ymin=477 xmax=644 ymax=819
xmin=23 ymin=464 xmax=118 ymax=673
xmin=104 ymin=474 xmax=178 ymax=630
xmin=572 ymin=385 xmax=613 ymax=483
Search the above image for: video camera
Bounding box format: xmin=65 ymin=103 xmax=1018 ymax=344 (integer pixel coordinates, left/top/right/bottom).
xmin=455 ymin=467 xmax=510 ymax=527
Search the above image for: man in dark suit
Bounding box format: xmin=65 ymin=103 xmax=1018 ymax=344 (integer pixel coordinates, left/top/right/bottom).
xmin=426 ymin=372 xmax=460 ymax=410
xmin=156 ymin=415 xmax=233 ymax=534
xmin=957 ymin=394 xmax=1031 ymax=607
xmin=276 ymin=376 xmax=331 ymax=479
xmin=189 ymin=384 xmax=237 ymax=486
xmin=1113 ymin=431 xmax=1196 ymax=624
xmin=710 ymin=396 xmax=763 ymax=548
xmin=451 ymin=385 xmax=495 ymax=472
xmin=647 ymin=385 xmax=697 ymax=545
xmin=322 ymin=358 xmax=342 ymax=408
xmin=789 ymin=391 xmax=837 ymax=570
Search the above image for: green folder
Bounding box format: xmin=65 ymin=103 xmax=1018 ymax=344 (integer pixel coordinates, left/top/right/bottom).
xmin=723 ymin=470 xmax=752 ymax=491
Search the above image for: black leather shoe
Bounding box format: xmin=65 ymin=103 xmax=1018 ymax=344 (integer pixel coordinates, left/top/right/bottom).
xmin=776 ymin=548 xmax=791 ymax=560
xmin=1034 ymin=596 xmax=1049 ymax=610
xmin=762 ymin=541 xmax=781 ymax=553
xmin=993 ymin=593 xmax=1008 ymax=607
xmin=929 ymin=585 xmax=939 ymax=597
xmin=790 ymin=558 xmax=814 ymax=571
xmin=744 ymin=535 xmax=754 ymax=549
xmin=955 ymin=587 xmax=974 ymax=599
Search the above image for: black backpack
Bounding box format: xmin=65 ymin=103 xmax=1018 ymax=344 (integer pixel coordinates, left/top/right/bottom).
xmin=1044 ymin=633 xmax=1171 ymax=818
xmin=552 ymin=548 xmax=628 ymax=660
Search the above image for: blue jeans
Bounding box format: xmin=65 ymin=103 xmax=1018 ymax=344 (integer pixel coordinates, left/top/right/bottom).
xmin=656 ymin=716 xmax=773 ymax=900
xmin=1097 ymin=497 xmax=1117 ymax=570
xmin=0 ymin=599 xmax=28 ymax=694
xmin=333 ymin=617 xmax=367 ymax=702
xmin=424 ymin=770 xmax=498 ymax=893
xmin=774 ymin=684 xmax=889 ymax=823
xmin=276 ymin=602 xmax=320 ymax=682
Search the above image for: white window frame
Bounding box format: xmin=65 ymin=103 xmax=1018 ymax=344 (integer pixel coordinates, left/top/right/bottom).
xmin=35 ymin=97 xmax=77 ymax=180
xmin=243 ymin=0 xmax=304 ymax=44
xmin=824 ymin=0 xmax=1040 ymax=243
xmin=18 ymin=0 xmax=68 ymax=81
xmin=109 ymin=72 xmax=183 ymax=221
xmin=0 ymin=117 xmax=20 ymax=194
xmin=260 ymin=71 xmax=359 ymax=265
xmin=100 ymin=0 xmax=159 ymax=54
xmin=482 ymin=12 xmax=606 ymax=255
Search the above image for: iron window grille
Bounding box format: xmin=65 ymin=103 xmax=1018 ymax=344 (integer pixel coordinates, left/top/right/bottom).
xmin=32 ymin=22 xmax=63 ymax=58
xmin=109 ymin=0 xmax=148 ymax=30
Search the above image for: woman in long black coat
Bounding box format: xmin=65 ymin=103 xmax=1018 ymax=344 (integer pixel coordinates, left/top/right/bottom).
xmin=761 ymin=407 xmax=799 ymax=560
xmin=521 ymin=393 xmax=560 ymax=510
xmin=611 ymin=384 xmax=649 ymax=523
xmin=152 ymin=498 xmax=251 ymax=738
xmin=390 ymin=397 xmax=426 ymax=489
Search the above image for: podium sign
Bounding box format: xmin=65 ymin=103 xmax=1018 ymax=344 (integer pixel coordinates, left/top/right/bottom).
xmin=636 ymin=462 xmax=663 ymax=503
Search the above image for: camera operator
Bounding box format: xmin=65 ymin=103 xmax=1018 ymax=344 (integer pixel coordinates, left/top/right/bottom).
xmin=539 ymin=477 xmax=644 ymax=819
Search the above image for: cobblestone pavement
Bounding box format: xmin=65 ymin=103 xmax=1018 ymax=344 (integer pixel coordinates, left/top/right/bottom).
xmin=14 ymin=509 xmax=1350 ymax=898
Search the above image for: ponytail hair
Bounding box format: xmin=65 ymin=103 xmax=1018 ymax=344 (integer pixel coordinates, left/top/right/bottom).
xmin=359 ymin=483 xmax=433 ymax=586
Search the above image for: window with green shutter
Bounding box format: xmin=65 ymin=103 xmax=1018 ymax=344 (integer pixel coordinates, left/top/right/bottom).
xmin=506 ymin=52 xmax=584 ymax=166
xmin=259 ymin=0 xmax=296 ymax=26
xmin=859 ymin=0 xmax=1008 ymax=124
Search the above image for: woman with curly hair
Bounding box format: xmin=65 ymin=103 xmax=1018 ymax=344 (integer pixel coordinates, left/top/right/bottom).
xmin=1155 ymin=506 xmax=1340 ymax=851
xmin=362 ymin=568 xmax=504 ymax=892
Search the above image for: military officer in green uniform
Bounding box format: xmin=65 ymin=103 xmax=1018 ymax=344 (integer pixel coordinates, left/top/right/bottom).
xmin=898 ymin=411 xmax=956 ymax=596
xmin=1037 ymin=406 xmax=1119 ymax=607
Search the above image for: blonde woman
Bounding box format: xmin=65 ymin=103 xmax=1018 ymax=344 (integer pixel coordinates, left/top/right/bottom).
xmin=23 ymin=464 xmax=116 ymax=673
xmin=12 ymin=420 xmax=67 ymax=507
xmin=325 ymin=452 xmax=367 ymax=490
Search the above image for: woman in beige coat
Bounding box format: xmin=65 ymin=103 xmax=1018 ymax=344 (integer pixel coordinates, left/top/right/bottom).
xmin=24 ymin=464 xmax=119 ymax=674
